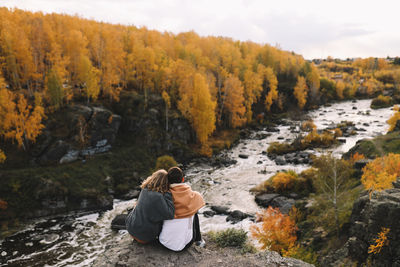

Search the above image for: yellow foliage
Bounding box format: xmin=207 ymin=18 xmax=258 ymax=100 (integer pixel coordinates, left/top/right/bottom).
xmin=178 ymin=73 xmax=216 ymax=151
xmin=333 ymin=128 xmax=342 ymax=137
xmin=361 ymin=153 xmax=400 ymax=196
xmin=223 ymin=75 xmax=246 ymax=128
xmin=294 ymin=76 xmax=308 ymax=109
xmin=0 ymin=149 xmax=6 ymax=163
xmin=368 ymin=227 xmax=390 ymax=254
xmin=301 ymin=120 xmax=316 ymax=132
xmin=272 ymin=172 xmax=297 ymax=192
xmin=336 ymin=81 xmax=345 ymax=99
xmin=251 ymin=207 xmax=297 ymax=253
xmin=387 ymin=105 xmax=400 ymax=131
xmin=303 ymin=130 xmax=320 ymax=144
xmin=0 ymin=89 xmax=44 ymax=149
xmin=262 ymin=67 xmax=278 ymax=112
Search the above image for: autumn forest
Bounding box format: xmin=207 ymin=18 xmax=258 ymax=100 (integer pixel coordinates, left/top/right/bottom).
xmin=2 ymin=6 xmax=400 ymax=266
xmin=1 ymin=7 xmax=399 ymax=159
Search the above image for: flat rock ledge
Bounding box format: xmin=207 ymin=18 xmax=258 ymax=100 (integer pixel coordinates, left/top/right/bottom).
xmin=92 ymin=235 xmax=314 ymax=267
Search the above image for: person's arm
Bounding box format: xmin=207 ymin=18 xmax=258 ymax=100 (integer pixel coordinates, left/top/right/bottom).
xmin=150 ymin=192 xmax=175 ymax=222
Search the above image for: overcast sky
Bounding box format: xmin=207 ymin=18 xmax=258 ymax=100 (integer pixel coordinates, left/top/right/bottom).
xmin=2 ymin=0 xmax=400 ymax=59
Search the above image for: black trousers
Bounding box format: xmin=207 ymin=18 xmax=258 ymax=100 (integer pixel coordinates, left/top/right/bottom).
xmin=182 ymin=213 xmax=202 ymax=250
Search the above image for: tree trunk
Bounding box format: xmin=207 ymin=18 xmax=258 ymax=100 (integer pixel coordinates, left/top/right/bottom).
xmin=333 ymin=162 xmax=340 ymax=237
xmin=165 ymin=106 xmax=168 ymax=132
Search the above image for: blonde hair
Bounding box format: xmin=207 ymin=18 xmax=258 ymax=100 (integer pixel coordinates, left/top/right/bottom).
xmin=141 ymin=169 xmax=169 ymax=193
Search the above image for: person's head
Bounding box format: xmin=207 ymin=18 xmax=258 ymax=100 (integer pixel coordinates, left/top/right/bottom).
xmin=167 ymin=166 xmax=184 ymax=184
xmin=141 ymin=169 xmax=169 ymax=193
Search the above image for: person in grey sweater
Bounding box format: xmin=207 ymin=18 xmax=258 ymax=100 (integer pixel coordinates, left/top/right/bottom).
xmin=125 ymin=169 xmax=175 ymax=243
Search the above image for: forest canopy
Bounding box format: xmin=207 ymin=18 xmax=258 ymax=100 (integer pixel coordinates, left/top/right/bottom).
xmin=0 ymin=8 xmax=398 ymax=154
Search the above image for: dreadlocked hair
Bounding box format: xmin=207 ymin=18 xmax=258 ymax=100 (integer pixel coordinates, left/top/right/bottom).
xmin=141 ymin=169 xmax=169 ymax=193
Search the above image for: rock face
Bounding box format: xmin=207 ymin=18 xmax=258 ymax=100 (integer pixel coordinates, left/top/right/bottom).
xmin=116 ymin=93 xmax=194 ymax=162
xmin=92 ymin=234 xmax=315 ymax=267
xmin=345 ymin=185 xmax=400 ymax=266
xmin=27 ymin=178 xmax=113 ymax=218
xmin=33 ymin=105 xmax=121 ymax=165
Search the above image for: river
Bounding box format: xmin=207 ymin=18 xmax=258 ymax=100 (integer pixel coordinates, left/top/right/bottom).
xmin=0 ymin=99 xmax=394 ymax=266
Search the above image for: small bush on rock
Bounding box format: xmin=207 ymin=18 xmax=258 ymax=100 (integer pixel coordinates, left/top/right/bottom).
xmin=361 ymin=153 xmax=400 ymax=196
xmin=208 ymin=228 xmax=248 ymax=248
xmin=154 ymin=155 xmax=177 ymax=171
xmin=371 ymin=95 xmax=392 ymax=109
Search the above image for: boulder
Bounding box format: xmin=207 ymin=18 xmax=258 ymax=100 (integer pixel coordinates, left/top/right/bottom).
xmin=203 ymin=210 xmax=216 ymax=218
xmin=255 ymin=193 xmax=295 ymax=214
xmin=255 ymin=193 xmax=280 ymax=207
xmin=270 ymin=196 xmax=295 ymax=214
xmin=39 ymin=140 xmax=70 ymax=165
xmin=253 ymin=133 xmax=271 ymax=140
xmin=210 ymin=205 xmax=230 ymax=215
xmin=238 ymin=154 xmax=249 ymax=159
xmin=111 ymin=214 xmax=128 ymax=231
xmin=59 ymin=150 xmax=79 ymax=164
xmin=275 ymin=156 xmax=286 ymax=165
xmin=226 ymin=210 xmax=249 ymax=224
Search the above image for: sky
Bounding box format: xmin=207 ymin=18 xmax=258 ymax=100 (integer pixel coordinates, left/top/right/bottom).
xmin=1 ymin=0 xmax=400 ymax=59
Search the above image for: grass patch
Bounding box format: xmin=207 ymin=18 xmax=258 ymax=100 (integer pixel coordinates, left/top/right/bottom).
xmin=344 ymin=131 xmax=400 ymax=159
xmin=208 ymin=228 xmax=256 ymax=254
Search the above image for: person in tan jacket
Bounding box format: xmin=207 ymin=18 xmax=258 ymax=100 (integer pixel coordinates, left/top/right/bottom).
xmin=159 ymin=167 xmax=205 ymax=251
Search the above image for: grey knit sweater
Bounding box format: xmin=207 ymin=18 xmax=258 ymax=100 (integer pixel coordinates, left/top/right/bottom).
xmin=126 ymin=188 xmax=175 ymax=242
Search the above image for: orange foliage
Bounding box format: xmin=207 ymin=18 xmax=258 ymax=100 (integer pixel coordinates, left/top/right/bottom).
xmin=361 ymin=153 xmax=400 ymax=196
xmin=350 ymin=152 xmax=365 ymax=164
xmin=0 ymin=7 xmax=319 ymax=150
xmin=0 ymin=199 xmax=7 ymax=210
xmin=251 ymin=207 xmax=298 ymax=253
xmin=368 ymin=227 xmax=390 ymax=254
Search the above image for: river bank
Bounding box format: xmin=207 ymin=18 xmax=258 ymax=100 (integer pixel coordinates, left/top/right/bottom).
xmin=0 ymin=99 xmax=396 ymax=266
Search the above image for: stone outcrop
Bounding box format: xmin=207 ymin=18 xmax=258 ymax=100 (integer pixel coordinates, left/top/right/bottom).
xmin=346 ymin=185 xmax=400 ymax=266
xmin=323 ymin=181 xmax=400 ymax=266
xmin=26 ymin=177 xmax=113 ymax=218
xmin=33 ymin=105 xmax=121 ymax=165
xmin=92 ymin=234 xmax=314 ymax=267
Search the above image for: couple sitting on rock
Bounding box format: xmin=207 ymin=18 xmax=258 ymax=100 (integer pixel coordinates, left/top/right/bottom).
xmin=125 ymin=167 xmax=205 ymax=251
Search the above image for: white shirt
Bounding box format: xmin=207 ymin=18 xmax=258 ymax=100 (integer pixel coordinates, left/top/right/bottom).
xmin=159 ymin=215 xmax=194 ymax=251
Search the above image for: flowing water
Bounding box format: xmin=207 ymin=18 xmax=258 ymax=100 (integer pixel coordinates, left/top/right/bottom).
xmin=0 ymin=99 xmax=394 ymax=266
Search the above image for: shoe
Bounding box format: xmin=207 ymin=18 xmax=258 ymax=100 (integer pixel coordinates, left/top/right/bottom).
xmin=195 ymin=239 xmax=206 ymax=248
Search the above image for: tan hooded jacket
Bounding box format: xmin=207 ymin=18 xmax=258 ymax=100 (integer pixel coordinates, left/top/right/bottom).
xmin=170 ymin=183 xmax=205 ymax=219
